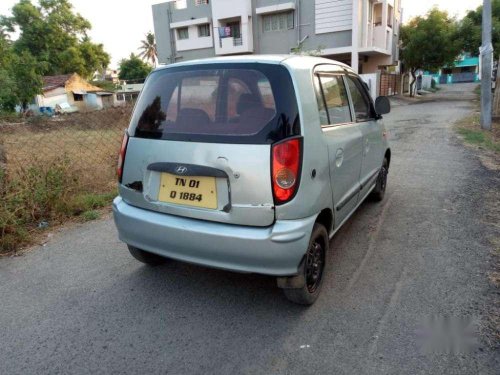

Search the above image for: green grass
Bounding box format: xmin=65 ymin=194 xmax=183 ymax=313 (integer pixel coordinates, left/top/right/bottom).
xmin=81 ymin=210 xmax=100 ymax=221
xmin=0 ymin=111 xmax=22 ymax=123
xmin=61 ymin=191 xmax=116 ymax=216
xmin=457 ymin=127 xmax=500 ymax=153
xmin=474 ymin=85 xmax=481 ymax=96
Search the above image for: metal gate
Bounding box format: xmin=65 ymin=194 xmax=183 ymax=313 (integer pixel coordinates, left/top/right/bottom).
xmin=379 ymin=72 xmax=401 ymax=96
xmin=402 ymin=74 xmax=410 ymax=93
xmin=452 ymin=72 xmax=476 ymax=83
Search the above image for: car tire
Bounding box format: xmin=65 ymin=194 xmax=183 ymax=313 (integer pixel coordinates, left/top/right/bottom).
xmin=127 ymin=245 xmax=168 ymax=266
xmin=283 ymin=223 xmax=329 ymax=305
xmin=370 ymin=157 xmax=388 ymax=202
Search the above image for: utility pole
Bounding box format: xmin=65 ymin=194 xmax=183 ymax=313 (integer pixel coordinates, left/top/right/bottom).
xmin=481 ymin=0 xmax=493 ymax=130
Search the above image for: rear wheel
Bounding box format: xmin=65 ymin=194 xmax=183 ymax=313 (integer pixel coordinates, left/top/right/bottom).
xmin=370 ymin=158 xmax=388 ymax=202
xmin=283 ymin=223 xmax=328 ymax=305
xmin=127 ymin=245 xmax=168 ymax=266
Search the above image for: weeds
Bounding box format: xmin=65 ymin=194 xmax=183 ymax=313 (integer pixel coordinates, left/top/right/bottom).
xmin=457 ymin=127 xmax=500 ymax=152
xmin=455 ymin=113 xmax=500 ymax=154
xmin=82 ymin=210 xmax=100 ymax=221
xmin=0 ymin=158 xmax=117 ymax=253
xmin=0 ymin=107 xmax=129 ymax=254
xmin=474 ymin=84 xmax=481 ymax=96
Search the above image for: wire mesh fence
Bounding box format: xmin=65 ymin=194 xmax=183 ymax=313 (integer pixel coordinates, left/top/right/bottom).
xmin=0 ymin=106 xmax=132 ymax=192
xmin=0 ymin=106 xmax=133 ymax=252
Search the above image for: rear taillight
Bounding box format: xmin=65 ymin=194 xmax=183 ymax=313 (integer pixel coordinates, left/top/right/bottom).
xmin=272 ymin=137 xmax=302 ymax=204
xmin=117 ymin=132 xmax=129 ymax=183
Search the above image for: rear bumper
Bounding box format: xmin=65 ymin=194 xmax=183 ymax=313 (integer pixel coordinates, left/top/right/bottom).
xmin=112 ymin=197 xmax=316 ymax=276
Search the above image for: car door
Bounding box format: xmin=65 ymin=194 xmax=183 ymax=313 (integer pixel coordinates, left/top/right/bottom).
xmin=345 ymin=75 xmax=384 ymax=200
xmin=314 ymin=71 xmax=363 ymax=228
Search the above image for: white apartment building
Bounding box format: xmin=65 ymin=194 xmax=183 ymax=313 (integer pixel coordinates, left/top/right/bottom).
xmin=152 ymin=0 xmax=402 ymax=73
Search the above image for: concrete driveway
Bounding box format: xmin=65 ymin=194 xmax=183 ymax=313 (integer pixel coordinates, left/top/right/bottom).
xmin=0 ymin=84 xmax=498 ymax=374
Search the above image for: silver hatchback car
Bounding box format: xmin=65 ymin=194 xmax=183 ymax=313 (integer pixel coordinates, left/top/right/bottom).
xmin=113 ymin=55 xmax=391 ymax=305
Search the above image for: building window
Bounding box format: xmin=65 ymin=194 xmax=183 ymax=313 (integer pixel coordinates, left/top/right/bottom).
xmin=73 ymin=93 xmax=84 ymax=101
xmin=174 ymin=0 xmax=187 ymax=10
xmin=195 ymin=0 xmax=209 ymax=5
xmin=387 ymin=5 xmax=393 ymax=28
xmin=177 ymin=27 xmax=189 ymax=40
xmin=198 ymin=24 xmax=211 ymax=37
xmin=262 ymin=11 xmax=294 ymax=32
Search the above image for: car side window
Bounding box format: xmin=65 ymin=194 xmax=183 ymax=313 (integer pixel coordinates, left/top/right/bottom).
xmin=345 ymin=76 xmax=373 ymax=122
xmin=314 ymin=76 xmax=329 ymax=126
xmin=315 ymin=74 xmax=352 ymax=126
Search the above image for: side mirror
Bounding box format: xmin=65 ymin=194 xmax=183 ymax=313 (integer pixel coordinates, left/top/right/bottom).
xmin=375 ymin=96 xmax=391 ymax=115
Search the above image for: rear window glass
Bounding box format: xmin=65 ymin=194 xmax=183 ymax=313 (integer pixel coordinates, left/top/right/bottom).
xmin=129 ymin=64 xmax=299 ymax=144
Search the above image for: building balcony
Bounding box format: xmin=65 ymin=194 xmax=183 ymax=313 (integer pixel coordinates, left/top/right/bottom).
xmin=371 ymin=24 xmax=392 ymax=52
xmin=214 ymin=24 xmax=253 ymax=55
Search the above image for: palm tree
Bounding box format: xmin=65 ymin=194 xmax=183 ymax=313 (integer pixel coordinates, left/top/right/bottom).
xmin=138 ymin=32 xmax=157 ymax=67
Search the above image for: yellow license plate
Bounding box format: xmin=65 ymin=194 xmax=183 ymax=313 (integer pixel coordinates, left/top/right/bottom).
xmin=158 ymin=173 xmax=217 ymax=209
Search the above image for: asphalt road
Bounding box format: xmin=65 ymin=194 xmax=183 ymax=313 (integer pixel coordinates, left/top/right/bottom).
xmin=1 ymin=84 xmax=498 ymax=374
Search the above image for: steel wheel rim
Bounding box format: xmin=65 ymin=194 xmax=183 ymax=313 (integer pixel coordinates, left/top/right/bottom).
xmin=305 ymin=239 xmax=325 ymax=293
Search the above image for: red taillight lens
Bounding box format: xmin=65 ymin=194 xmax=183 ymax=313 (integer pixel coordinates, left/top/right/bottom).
xmin=272 ymin=138 xmax=301 ymax=204
xmin=117 ymin=132 xmax=129 ymax=183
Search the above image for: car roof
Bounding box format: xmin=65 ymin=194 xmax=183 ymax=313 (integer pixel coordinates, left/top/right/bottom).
xmin=154 ymin=54 xmax=354 ymax=74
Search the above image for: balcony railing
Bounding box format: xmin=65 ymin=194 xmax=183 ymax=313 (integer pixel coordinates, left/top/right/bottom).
xmin=218 ymin=27 xmax=243 ymax=48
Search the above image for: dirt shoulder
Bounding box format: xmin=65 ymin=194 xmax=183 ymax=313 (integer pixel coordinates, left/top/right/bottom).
xmin=453 ymin=105 xmax=500 ymax=349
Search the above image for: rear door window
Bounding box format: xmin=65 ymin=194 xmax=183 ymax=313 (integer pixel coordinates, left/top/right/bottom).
xmin=130 ymin=64 xmax=296 ymax=144
xmin=315 ymin=74 xmax=352 ymax=126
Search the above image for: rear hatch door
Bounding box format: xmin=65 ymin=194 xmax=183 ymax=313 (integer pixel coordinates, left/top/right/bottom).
xmin=120 ymin=63 xmax=299 ymax=227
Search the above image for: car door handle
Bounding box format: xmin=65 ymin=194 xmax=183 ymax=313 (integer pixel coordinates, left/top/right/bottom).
xmin=335 ymin=149 xmax=344 ymax=167
xmin=364 ymin=138 xmax=370 ymax=155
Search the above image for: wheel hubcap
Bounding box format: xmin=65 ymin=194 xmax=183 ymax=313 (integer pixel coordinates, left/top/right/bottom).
xmin=305 ymin=240 xmax=325 ymax=293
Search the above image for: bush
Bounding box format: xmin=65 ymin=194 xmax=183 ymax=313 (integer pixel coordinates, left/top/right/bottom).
xmin=0 ymin=157 xmax=74 ymax=251
xmin=82 ymin=210 xmax=100 ymax=221
xmin=0 ymin=111 xmax=22 ymax=124
xmin=0 ymin=156 xmax=116 ymax=253
xmin=0 ymin=107 xmax=128 ymax=253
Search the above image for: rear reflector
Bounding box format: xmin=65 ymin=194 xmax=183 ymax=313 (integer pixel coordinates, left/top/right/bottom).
xmin=272 ymin=137 xmax=301 ymax=204
xmin=117 ymin=132 xmax=129 ymax=182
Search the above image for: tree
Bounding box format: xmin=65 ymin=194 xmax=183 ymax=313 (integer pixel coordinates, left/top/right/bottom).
xmin=11 ymin=51 xmax=45 ymax=110
xmin=290 ymin=40 xmax=324 ymax=56
xmin=400 ymin=8 xmax=460 ymax=96
xmin=0 ymin=28 xmax=17 ymax=111
xmin=90 ymin=80 xmax=118 ymax=92
xmin=456 ymin=0 xmax=500 ymax=58
xmin=1 ymin=0 xmax=110 ymax=78
xmin=0 ymin=69 xmax=18 ymax=112
xmin=118 ymin=54 xmax=152 ymax=81
xmin=138 ymin=32 xmax=157 ymax=67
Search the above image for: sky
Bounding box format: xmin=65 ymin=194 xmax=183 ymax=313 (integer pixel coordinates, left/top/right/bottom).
xmin=0 ymin=0 xmax=484 ymax=69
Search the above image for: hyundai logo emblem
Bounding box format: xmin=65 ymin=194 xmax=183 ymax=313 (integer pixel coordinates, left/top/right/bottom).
xmin=175 ymin=166 xmax=188 ymax=174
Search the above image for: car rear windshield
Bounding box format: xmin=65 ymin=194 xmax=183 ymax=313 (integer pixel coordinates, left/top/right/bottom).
xmin=129 ymin=63 xmax=300 ymax=144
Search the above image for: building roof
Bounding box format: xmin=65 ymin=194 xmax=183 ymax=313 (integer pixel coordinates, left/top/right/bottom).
xmin=42 ymin=73 xmax=103 ymax=94
xmin=42 ymin=74 xmax=74 ymax=91
xmin=455 ymin=56 xmax=479 ymax=68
